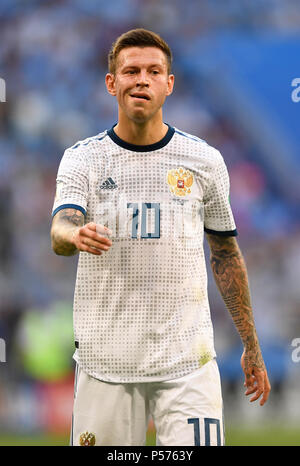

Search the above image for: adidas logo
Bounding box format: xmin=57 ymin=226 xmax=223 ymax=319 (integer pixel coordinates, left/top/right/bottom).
xmin=99 ymin=177 xmax=118 ymax=190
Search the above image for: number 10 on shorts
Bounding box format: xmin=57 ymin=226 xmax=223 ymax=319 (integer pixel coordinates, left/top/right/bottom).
xmin=188 ymin=417 xmax=222 ymax=446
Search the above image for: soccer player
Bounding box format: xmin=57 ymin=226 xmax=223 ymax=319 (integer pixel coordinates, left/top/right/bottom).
xmin=50 ymin=28 xmax=271 ymax=446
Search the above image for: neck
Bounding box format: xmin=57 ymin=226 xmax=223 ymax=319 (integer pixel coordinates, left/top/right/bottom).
xmin=114 ymin=112 xmax=168 ymax=146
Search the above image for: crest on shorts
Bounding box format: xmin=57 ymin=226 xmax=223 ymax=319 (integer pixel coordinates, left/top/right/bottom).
xmin=167 ymin=167 xmax=194 ymax=197
xmin=79 ymin=431 xmax=96 ymax=446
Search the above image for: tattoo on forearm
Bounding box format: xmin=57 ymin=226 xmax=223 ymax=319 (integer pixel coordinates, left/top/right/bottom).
xmin=51 ymin=208 xmax=84 ymax=256
xmin=207 ymin=234 xmax=264 ymax=371
xmin=59 ymin=209 xmax=83 ymax=227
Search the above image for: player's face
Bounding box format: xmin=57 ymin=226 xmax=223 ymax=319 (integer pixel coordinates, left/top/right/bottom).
xmin=106 ymin=47 xmax=174 ymax=124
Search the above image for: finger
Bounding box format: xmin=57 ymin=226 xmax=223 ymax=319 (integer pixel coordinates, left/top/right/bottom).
xmin=96 ymin=234 xmax=113 ymax=246
xmin=243 ymin=377 xmax=255 ymax=387
xmin=260 ymin=390 xmax=270 ymax=406
xmin=259 ymin=375 xmax=271 ymax=406
xmin=250 ymin=386 xmax=264 ymax=403
xmin=81 ymin=237 xmax=111 ymax=252
xmin=249 ymin=372 xmax=265 ymax=402
xmin=243 ymin=368 xmax=259 ymax=393
xmin=86 ymin=222 xmax=98 ymax=231
xmin=89 ymin=231 xmax=112 ymax=246
xmin=245 ymin=379 xmax=257 ymax=395
xmin=250 ymin=388 xmax=264 ymax=403
xmin=80 ymin=229 xmax=112 ymax=247
xmin=245 ymin=383 xmax=257 ymax=395
xmin=83 ymin=223 xmax=112 ymax=240
xmin=80 ymin=244 xmax=103 ymax=256
xmin=89 ymin=222 xmax=113 ymax=242
xmin=244 ymin=371 xmax=255 ymax=389
xmin=96 ymin=224 xmax=112 ymax=237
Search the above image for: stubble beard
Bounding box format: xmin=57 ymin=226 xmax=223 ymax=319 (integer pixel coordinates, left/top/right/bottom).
xmin=124 ymin=98 xmax=164 ymax=125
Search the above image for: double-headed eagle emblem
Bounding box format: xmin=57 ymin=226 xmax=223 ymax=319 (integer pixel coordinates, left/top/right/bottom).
xmin=167 ymin=167 xmax=194 ymax=197
xmin=79 ymin=431 xmax=96 ymax=446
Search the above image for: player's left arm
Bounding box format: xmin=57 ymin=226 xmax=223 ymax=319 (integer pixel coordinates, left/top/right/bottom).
xmin=206 ymin=233 xmax=271 ymax=406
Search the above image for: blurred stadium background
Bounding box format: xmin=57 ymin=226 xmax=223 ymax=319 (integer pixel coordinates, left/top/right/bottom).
xmin=0 ymin=0 xmax=300 ymax=446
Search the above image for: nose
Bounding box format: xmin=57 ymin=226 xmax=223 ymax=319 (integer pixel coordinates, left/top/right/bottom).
xmin=136 ymin=70 xmax=149 ymax=87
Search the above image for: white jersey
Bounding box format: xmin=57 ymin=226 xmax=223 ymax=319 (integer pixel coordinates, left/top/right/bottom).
xmin=52 ymin=125 xmax=237 ymax=383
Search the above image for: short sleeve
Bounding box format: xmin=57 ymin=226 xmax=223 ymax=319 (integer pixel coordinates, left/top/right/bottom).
xmin=52 ymin=148 xmax=89 ymax=217
xmin=203 ymin=152 xmax=237 ymax=236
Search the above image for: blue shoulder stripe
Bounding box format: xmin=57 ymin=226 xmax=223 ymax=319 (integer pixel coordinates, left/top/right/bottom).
xmin=204 ymin=227 xmax=238 ymax=237
xmin=175 ymin=129 xmax=207 ymax=144
xmin=52 ymin=204 xmax=86 ymax=217
xmin=71 ymin=132 xmax=108 ymax=150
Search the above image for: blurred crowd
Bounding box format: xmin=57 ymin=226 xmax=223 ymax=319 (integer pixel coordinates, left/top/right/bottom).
xmin=0 ymin=0 xmax=300 ymax=434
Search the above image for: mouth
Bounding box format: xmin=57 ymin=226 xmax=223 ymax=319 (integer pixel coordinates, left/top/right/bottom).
xmin=130 ymin=93 xmax=150 ymax=101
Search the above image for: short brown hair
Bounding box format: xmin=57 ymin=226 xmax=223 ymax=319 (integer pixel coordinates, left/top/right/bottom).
xmin=108 ymin=28 xmax=173 ymax=75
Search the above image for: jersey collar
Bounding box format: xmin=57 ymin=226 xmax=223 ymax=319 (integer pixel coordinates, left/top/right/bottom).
xmin=107 ymin=124 xmax=175 ymax=152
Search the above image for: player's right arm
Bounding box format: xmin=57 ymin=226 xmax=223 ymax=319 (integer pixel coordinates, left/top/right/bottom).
xmin=51 ymin=208 xmax=112 ymax=256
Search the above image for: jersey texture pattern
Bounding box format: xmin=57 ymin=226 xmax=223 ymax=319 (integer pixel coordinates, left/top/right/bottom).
xmin=52 ymin=125 xmax=237 ymax=382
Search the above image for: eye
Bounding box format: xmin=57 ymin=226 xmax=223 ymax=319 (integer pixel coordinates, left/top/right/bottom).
xmin=151 ymin=70 xmax=159 ymax=75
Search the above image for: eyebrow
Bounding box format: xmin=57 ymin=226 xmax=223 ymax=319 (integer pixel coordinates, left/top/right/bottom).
xmin=121 ymin=63 xmax=165 ymax=73
xmin=122 ymin=63 xmax=164 ymax=69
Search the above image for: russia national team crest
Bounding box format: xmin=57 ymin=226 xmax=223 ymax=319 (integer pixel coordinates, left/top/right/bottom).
xmin=79 ymin=431 xmax=96 ymax=446
xmin=166 ymin=167 xmax=194 ymax=197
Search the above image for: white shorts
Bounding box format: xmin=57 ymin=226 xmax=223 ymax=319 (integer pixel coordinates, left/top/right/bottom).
xmin=71 ymin=358 xmax=224 ymax=446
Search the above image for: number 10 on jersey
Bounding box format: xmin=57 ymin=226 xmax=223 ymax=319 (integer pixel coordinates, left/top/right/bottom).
xmin=127 ymin=202 xmax=160 ymax=239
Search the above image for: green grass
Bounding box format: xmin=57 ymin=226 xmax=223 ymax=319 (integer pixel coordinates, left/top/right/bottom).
xmin=0 ymin=434 xmax=70 ymax=446
xmin=0 ymin=425 xmax=299 ymax=446
xmin=148 ymin=425 xmax=300 ymax=446
xmin=225 ymin=425 xmax=300 ymax=446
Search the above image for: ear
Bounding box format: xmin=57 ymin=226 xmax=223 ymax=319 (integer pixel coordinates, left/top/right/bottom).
xmin=166 ymin=74 xmax=175 ymax=97
xmin=105 ymin=73 xmax=117 ymax=96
